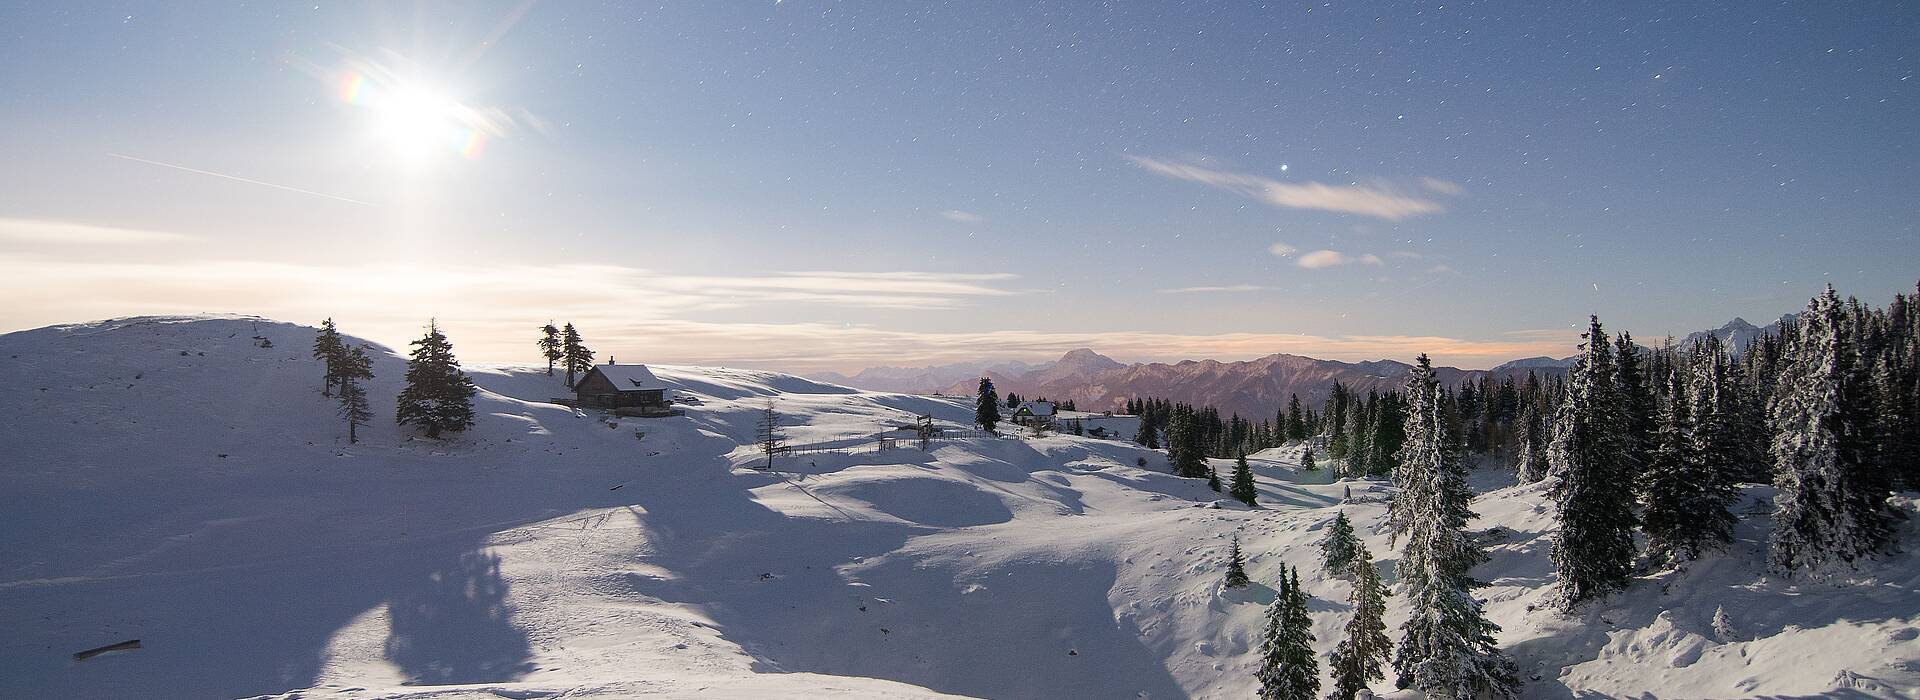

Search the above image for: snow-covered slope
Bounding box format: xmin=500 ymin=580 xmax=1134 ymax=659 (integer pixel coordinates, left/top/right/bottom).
xmin=3 ymin=316 xmax=1916 ymax=699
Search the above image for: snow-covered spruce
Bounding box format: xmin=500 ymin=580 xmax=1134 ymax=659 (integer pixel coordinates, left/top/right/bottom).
xmin=1389 ymin=354 xmax=1519 ymax=698
xmin=1319 ymin=510 xmax=1360 ymax=576
xmin=1328 ymin=543 xmax=1390 ymax=700
xmin=335 ymin=344 xmax=374 ymax=444
xmin=394 ymin=320 xmax=477 ymax=439
xmin=1546 ymin=316 xmax=1638 ymax=609
xmin=1641 ymin=336 xmax=1742 ymax=566
xmin=1257 ymin=565 xmax=1317 ymax=700
xmin=559 ymin=322 xmax=593 ymax=389
xmin=975 ymin=376 xmax=1000 ymax=433
xmin=1768 ymin=286 xmax=1899 ymax=574
xmin=1224 ymin=535 xmax=1251 ymax=589
xmin=1230 ymin=450 xmax=1258 ymax=506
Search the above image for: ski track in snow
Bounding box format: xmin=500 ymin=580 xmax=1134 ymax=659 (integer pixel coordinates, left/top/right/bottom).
xmin=1 ymin=316 xmax=1916 ymax=699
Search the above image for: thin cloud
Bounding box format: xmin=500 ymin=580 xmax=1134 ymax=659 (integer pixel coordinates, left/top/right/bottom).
xmin=1420 ymin=177 xmax=1466 ymax=195
xmin=612 ymin=322 xmax=1586 ymax=374
xmin=0 ymin=218 xmax=199 ymax=245
xmin=1128 ymin=155 xmax=1445 ymax=221
xmin=1159 ymin=284 xmax=1269 ymax=294
xmin=1268 ymin=242 xmax=1298 ymax=257
xmin=648 ymin=271 xmax=1017 ymax=310
xmin=937 ymin=209 xmax=985 ymax=224
xmin=0 ymin=253 xmax=1580 ymax=374
xmin=1296 ymin=250 xmax=1384 ymax=269
xmin=0 ymin=256 xmax=1025 ymax=349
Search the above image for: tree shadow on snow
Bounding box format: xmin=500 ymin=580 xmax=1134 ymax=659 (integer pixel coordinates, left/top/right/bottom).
xmin=382 ymin=549 xmax=534 ymax=685
xmin=608 ymin=451 xmax=1190 ymax=700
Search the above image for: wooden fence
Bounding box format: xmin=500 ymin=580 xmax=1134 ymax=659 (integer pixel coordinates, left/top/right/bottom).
xmin=780 ymin=428 xmax=997 ymax=457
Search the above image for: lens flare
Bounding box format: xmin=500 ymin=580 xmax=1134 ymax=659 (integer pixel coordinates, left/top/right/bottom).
xmin=335 ymin=67 xmax=489 ymax=162
xmin=338 ymin=71 xmax=371 ymax=105
xmin=455 ymin=128 xmax=487 ymax=159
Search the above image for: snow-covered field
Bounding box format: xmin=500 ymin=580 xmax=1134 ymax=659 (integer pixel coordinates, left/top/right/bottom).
xmin=2 ymin=316 xmax=1916 ymax=699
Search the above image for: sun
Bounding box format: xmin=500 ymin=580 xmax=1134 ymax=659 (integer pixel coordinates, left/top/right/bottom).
xmin=338 ymin=67 xmax=488 ymax=164
xmin=373 ymin=87 xmax=457 ymax=158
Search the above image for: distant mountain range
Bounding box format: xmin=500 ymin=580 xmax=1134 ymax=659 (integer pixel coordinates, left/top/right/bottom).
xmin=809 ymin=316 xmax=1789 ymax=419
xmin=811 ymin=359 xmax=1045 ymax=395
xmin=815 ymin=350 xmax=1575 ymax=420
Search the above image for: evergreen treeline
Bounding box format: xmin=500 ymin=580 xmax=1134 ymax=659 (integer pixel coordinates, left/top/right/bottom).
xmin=1122 ymin=384 xmax=1413 ymax=479
xmin=1534 ymin=283 xmax=1918 ymax=609
xmin=1219 ymin=283 xmax=1915 ymax=695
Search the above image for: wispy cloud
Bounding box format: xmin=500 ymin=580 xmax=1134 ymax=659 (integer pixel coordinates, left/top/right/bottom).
xmin=1268 ymin=242 xmax=1298 ymax=257
xmin=1420 ymin=177 xmax=1466 ymax=196
xmin=0 ymin=218 xmax=199 ymax=245
xmin=1159 ymin=284 xmax=1269 ymax=294
xmin=612 ymin=322 xmax=1585 ymax=373
xmin=0 ymin=255 xmax=1015 ymax=316
xmin=646 ymin=271 xmax=1016 ymax=309
xmin=1128 ymin=155 xmax=1446 ymax=221
xmin=1295 ymin=250 xmax=1383 ymax=269
xmin=937 ymin=209 xmax=985 ymax=224
xmin=0 ymin=252 xmax=1579 ymax=373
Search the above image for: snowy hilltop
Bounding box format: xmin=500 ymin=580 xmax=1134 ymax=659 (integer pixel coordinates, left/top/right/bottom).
xmin=2 ymin=315 xmax=1917 ymax=699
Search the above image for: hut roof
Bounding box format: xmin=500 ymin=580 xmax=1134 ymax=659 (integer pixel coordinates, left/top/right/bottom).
xmin=589 ymin=363 xmax=665 ymax=391
xmin=1014 ymin=400 xmax=1056 ymax=417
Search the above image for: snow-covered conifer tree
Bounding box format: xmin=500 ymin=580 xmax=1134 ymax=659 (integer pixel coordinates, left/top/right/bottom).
xmin=1546 ymin=316 xmax=1638 ymax=608
xmin=537 ymin=322 xmax=563 ymax=376
xmin=1769 ymin=287 xmax=1898 ymax=573
xmin=1390 ymin=354 xmax=1517 ymax=697
xmin=560 ymin=323 xmax=593 ymax=389
xmin=1329 ymin=543 xmax=1389 ymax=700
xmin=1258 ymin=565 xmax=1318 ymax=700
xmin=1366 ymin=394 xmax=1405 ymax=477
xmin=1514 ymin=402 xmax=1546 ymax=482
xmin=1287 ymin=393 xmax=1307 ymax=440
xmin=1641 ymin=358 xmax=1736 ymax=565
xmin=312 ymin=317 xmax=346 ymax=397
xmin=1872 ymin=350 xmax=1918 ymax=490
xmin=336 ymin=344 xmax=374 ymax=444
xmin=1614 ymin=331 xmax=1656 ymax=474
xmin=1230 ymin=451 xmax=1259 ymax=506
xmin=1224 ymin=536 xmax=1250 ymax=589
xmin=395 ymin=321 xmax=477 ymax=439
xmin=975 ymin=378 xmax=1001 ymax=433
xmin=1170 ymin=407 xmax=1208 ymax=478
xmin=1320 ymin=510 xmax=1360 ymax=576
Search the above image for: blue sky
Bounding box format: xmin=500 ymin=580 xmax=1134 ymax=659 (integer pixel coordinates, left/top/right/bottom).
xmin=1 ymin=1 xmax=1913 ymax=371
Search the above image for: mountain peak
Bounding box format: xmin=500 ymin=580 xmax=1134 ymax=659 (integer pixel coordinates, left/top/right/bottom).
xmin=1036 ymin=348 xmax=1123 ymax=381
xmin=1058 ymin=348 xmax=1119 ymax=365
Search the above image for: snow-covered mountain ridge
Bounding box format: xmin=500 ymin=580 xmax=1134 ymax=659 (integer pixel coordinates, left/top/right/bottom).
xmin=2 ymin=316 xmax=1915 ymax=699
